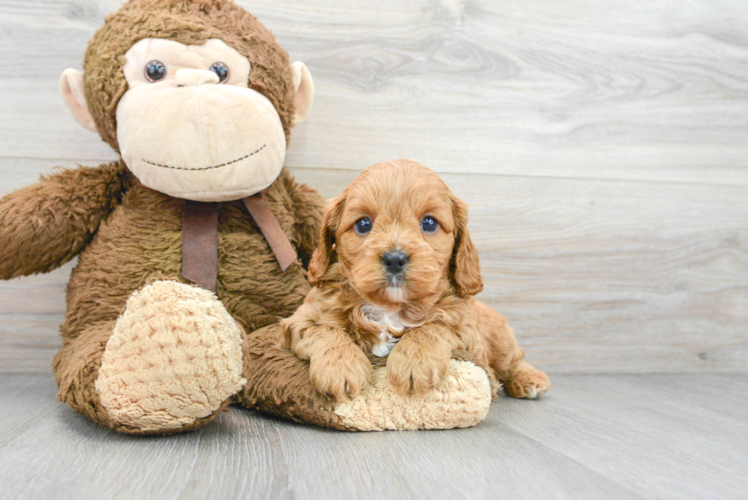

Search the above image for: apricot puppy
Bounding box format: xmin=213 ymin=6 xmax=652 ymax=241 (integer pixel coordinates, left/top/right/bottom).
xmin=280 ymin=160 xmax=550 ymax=401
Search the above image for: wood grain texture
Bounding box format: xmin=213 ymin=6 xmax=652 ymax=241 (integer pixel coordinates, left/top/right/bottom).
xmin=1 ymin=373 xmax=746 ymax=500
xmin=1 ymin=0 xmax=747 ymax=374
xmin=2 ymin=161 xmax=746 ymax=374
xmin=1 ymin=0 xmax=748 ymax=184
xmin=295 ymin=169 xmax=748 ymax=374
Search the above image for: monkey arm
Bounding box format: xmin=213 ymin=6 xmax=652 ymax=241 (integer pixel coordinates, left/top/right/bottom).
xmin=0 ymin=161 xmax=127 ymax=279
xmin=240 ymin=323 xmax=494 ymax=431
xmin=279 ymin=169 xmax=325 ymax=270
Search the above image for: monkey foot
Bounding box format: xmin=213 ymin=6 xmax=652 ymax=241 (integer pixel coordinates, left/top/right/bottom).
xmin=95 ymin=280 xmax=246 ymax=433
xmin=332 ymin=360 xmax=492 ymax=431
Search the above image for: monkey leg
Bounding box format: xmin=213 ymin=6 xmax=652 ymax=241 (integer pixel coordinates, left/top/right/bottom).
xmin=236 ymin=324 xmax=493 ymax=431
xmin=235 ymin=323 xmax=349 ymax=429
xmin=473 ymin=300 xmax=551 ymax=399
xmin=54 ymin=320 xmax=119 ymax=429
xmin=54 ymin=280 xmax=246 ymax=434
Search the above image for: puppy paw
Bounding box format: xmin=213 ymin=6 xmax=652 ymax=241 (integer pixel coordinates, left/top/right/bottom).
xmin=504 ymin=365 xmax=551 ymax=399
xmin=386 ymin=341 xmax=451 ymax=397
xmin=310 ymin=344 xmax=372 ymax=401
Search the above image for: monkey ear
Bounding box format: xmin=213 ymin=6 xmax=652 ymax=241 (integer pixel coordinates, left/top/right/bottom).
xmin=59 ymin=69 xmax=97 ymax=133
xmin=307 ymin=191 xmax=345 ymax=285
xmin=451 ymin=196 xmax=484 ymax=297
xmin=291 ymin=61 xmax=314 ymax=125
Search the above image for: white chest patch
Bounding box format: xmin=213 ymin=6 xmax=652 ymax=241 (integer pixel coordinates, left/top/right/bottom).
xmin=361 ymin=305 xmax=416 ymax=357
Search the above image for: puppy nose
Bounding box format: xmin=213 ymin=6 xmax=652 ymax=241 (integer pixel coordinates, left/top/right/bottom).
xmin=382 ymin=251 xmax=409 ymax=275
xmin=175 ymin=69 xmax=220 ymax=87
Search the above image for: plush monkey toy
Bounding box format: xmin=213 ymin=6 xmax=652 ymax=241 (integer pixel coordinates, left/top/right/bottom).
xmin=0 ymin=0 xmax=494 ymax=434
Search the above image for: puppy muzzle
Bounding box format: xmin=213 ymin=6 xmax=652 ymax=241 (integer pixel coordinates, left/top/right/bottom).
xmin=382 ymin=250 xmax=409 ymax=281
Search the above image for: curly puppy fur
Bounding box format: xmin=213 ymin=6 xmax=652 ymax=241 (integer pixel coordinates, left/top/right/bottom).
xmin=280 ymin=160 xmax=550 ymax=401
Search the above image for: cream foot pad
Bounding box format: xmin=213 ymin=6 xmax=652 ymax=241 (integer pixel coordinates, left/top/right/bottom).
xmin=334 ymin=360 xmax=492 ymax=431
xmin=96 ymin=281 xmax=246 ymax=432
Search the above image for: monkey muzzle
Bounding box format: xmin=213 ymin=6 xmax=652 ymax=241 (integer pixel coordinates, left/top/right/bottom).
xmin=116 ymin=78 xmax=287 ymax=202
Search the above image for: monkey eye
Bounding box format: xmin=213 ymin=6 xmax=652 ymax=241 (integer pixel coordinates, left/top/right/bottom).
xmin=421 ymin=216 xmax=439 ymax=233
xmin=144 ymin=60 xmax=166 ymax=82
xmin=354 ymin=217 xmax=373 ymax=235
xmin=209 ymin=62 xmax=230 ymax=83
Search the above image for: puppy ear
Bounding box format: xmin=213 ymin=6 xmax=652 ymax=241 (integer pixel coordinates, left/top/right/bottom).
xmin=308 ymin=191 xmax=346 ymax=285
xmin=451 ymin=196 xmax=483 ymax=297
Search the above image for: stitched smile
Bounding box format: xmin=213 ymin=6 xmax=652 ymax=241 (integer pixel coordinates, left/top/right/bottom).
xmin=141 ymin=144 xmax=267 ymax=171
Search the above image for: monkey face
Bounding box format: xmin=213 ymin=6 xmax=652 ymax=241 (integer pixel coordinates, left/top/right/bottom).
xmin=113 ymin=39 xmax=287 ymax=202
xmin=59 ymin=1 xmax=315 ymax=202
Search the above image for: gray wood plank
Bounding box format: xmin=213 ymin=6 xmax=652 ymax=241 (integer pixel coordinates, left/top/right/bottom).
xmin=2 ymin=161 xmax=746 ymax=374
xmin=1 ymin=373 xmax=746 ymax=500
xmin=498 ymin=374 xmax=748 ymax=500
xmin=1 ymin=0 xmax=748 ymax=185
xmin=0 ymin=262 xmax=71 ymax=373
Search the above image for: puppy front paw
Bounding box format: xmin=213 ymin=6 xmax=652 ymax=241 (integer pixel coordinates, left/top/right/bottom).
xmin=386 ymin=341 xmax=451 ymax=397
xmin=309 ymin=344 xmax=372 ymax=401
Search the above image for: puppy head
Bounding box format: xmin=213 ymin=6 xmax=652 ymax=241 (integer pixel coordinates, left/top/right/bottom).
xmin=308 ymin=160 xmax=483 ymax=308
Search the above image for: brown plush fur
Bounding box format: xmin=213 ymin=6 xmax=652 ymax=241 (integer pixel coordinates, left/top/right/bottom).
xmin=0 ymin=161 xmax=324 ymax=433
xmin=83 ymin=0 xmax=297 ymax=152
xmin=237 ymin=324 xmax=352 ymax=430
xmin=280 ymin=160 xmax=550 ymax=400
xmin=0 ymin=0 xmax=339 ymax=434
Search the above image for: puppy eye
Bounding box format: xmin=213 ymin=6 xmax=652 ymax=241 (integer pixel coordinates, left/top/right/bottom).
xmin=421 ymin=216 xmax=439 ymax=233
xmin=354 ymin=217 xmax=373 ymax=235
xmin=144 ymin=60 xmax=166 ymax=82
xmin=209 ymin=62 xmax=230 ymax=83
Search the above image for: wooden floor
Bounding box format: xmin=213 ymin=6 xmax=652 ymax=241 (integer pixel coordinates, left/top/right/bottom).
xmin=0 ymin=373 xmax=746 ymax=500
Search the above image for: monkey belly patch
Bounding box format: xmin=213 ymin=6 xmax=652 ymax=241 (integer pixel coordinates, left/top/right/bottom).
xmin=333 ymin=360 xmax=492 ymax=431
xmin=95 ymin=280 xmax=246 ymax=432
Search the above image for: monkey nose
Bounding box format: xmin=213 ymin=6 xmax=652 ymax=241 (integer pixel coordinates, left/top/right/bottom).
xmin=175 ymin=69 xmax=220 ymax=87
xmin=382 ymin=251 xmax=409 ymax=275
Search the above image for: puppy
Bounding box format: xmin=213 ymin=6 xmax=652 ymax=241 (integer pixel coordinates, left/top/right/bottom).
xmin=280 ymin=160 xmax=550 ymax=401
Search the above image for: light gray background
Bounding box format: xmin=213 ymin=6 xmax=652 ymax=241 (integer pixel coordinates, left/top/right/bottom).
xmin=0 ymin=1 xmax=746 ymax=499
